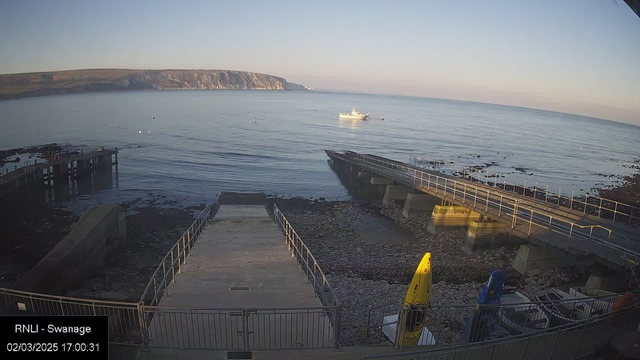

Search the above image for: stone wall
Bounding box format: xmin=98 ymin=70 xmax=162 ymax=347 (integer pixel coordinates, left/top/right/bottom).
xmin=16 ymin=205 xmax=126 ymax=294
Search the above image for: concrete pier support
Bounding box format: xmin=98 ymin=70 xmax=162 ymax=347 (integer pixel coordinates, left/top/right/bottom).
xmin=98 ymin=154 xmax=111 ymax=169
xmin=583 ymin=274 xmax=628 ymax=292
xmin=511 ymin=244 xmax=593 ymax=275
xmin=76 ymin=159 xmax=88 ymax=175
xmin=370 ymin=177 xmax=393 ymax=186
xmin=382 ymin=185 xmax=414 ymax=207
xmin=402 ymin=193 xmax=440 ymax=219
xmin=462 ymin=221 xmax=523 ymax=255
xmin=427 ymin=205 xmax=481 ymax=234
xmin=53 ymin=163 xmax=68 ymax=181
xmin=358 ymin=171 xmax=373 ymax=181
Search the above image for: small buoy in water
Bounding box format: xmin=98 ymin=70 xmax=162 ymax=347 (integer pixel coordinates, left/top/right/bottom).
xmin=379 ymin=117 xmax=384 ymax=120
xmin=138 ymin=130 xmax=142 ymax=134
xmin=152 ymin=116 xmax=155 ymax=120
xmin=386 ymin=126 xmax=389 ymax=130
xmin=148 ymin=130 xmax=151 ymax=133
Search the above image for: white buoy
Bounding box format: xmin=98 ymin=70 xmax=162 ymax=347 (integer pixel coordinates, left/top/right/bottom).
xmin=138 ymin=130 xmax=142 ymax=134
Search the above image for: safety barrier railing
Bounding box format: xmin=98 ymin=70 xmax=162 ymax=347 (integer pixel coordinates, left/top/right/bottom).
xmin=139 ymin=203 xmax=215 ymax=307
xmin=141 ymin=305 xmax=338 ymax=350
xmin=351 ymin=153 xmax=640 ymax=267
xmin=271 ymin=203 xmax=342 ymax=349
xmin=362 ymin=298 xmax=640 ymax=359
xmin=0 ymin=286 xmax=143 ymax=344
xmin=409 ymin=155 xmax=640 ymax=226
xmin=365 ymin=290 xmax=630 ymax=350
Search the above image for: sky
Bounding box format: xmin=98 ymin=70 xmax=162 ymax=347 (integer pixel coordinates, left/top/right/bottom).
xmin=1 ymin=0 xmax=639 ymax=124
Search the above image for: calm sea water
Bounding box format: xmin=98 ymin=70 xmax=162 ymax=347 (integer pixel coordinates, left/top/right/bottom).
xmin=1 ymin=90 xmax=639 ymax=208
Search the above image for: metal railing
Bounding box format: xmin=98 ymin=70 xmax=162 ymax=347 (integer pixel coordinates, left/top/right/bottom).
xmin=0 ymin=287 xmax=143 ymax=344
xmin=139 ymin=203 xmax=215 ymax=306
xmin=141 ymin=305 xmax=338 ymax=350
xmin=350 ymin=153 xmax=640 ymax=268
xmin=271 ymin=203 xmax=342 ymax=348
xmin=365 ymin=291 xmax=629 ymax=350
xmin=409 ymin=155 xmax=640 ymax=226
xmin=362 ymin=298 xmax=640 ymax=360
xmin=0 ymin=201 xmax=341 ymax=352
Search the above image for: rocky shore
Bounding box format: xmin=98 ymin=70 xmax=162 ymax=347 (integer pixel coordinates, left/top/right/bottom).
xmin=275 ymin=198 xmax=594 ymax=345
xmin=599 ymin=159 xmax=640 ymax=226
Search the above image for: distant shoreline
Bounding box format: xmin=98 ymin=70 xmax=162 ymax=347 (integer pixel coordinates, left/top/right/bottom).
xmin=0 ymin=68 xmax=308 ymax=101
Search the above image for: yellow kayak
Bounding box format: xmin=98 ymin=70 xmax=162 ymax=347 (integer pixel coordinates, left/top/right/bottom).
xmin=399 ymin=252 xmax=432 ymax=346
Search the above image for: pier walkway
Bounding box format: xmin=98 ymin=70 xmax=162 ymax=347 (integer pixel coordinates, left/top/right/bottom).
xmin=326 ymin=150 xmax=640 ymax=271
xmin=144 ymin=205 xmax=335 ymax=351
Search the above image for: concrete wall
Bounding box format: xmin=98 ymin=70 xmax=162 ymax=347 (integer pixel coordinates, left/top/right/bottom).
xmin=16 ymin=205 xmax=126 ymax=294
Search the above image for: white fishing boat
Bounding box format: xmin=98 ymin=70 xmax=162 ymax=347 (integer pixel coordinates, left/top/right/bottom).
xmin=498 ymin=291 xmax=549 ymax=333
xmin=339 ymin=107 xmax=369 ymax=120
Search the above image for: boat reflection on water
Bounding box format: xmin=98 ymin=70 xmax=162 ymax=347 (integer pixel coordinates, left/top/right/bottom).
xmin=338 ymin=117 xmax=366 ymax=130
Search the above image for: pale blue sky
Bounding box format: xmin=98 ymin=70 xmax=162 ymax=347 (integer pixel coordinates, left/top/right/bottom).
xmin=1 ymin=0 xmax=639 ymax=124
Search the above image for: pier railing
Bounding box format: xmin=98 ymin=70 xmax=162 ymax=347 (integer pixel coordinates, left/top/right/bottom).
xmin=139 ymin=203 xmax=216 ymax=306
xmin=409 ymin=155 xmax=640 ymax=226
xmin=349 ymin=152 xmax=640 ymax=268
xmin=272 ymin=203 xmax=342 ymax=348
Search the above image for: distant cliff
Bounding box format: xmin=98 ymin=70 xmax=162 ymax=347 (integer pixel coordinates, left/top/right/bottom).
xmin=0 ymin=69 xmax=308 ymax=100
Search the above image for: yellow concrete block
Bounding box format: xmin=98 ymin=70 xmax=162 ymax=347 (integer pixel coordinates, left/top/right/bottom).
xmin=430 ymin=205 xmax=481 ymax=226
xmin=467 ymin=221 xmax=506 ymax=237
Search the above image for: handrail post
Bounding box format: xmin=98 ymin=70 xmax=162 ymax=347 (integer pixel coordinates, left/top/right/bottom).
xmin=182 ymin=235 xmax=187 ymax=264
xmin=558 ymin=187 xmax=561 ymax=205
xmin=474 ymin=187 xmax=478 ymax=208
xmin=499 ymin=195 xmax=503 ymax=217
xmin=187 ymin=230 xmax=191 ymax=260
xmin=137 ymin=302 xmax=149 ymax=350
xmin=485 ymin=190 xmax=489 ymax=211
xmin=453 ymin=181 xmax=456 ymax=200
xmin=512 ymin=201 xmax=518 ymax=229
xmin=599 ymin=198 xmax=603 ymax=218
xmin=571 ymin=191 xmax=574 ymax=210
xmin=242 ymin=309 xmax=250 ymax=351
xmin=171 ymin=251 xmax=176 ymax=282
xmin=614 ymin=202 xmax=618 ymax=222
xmin=334 ymin=305 xmax=342 ymax=350
xmin=545 ymin=184 xmax=548 ymax=202
xmin=177 ymin=242 xmax=181 ymax=274
xmin=163 ymin=261 xmax=169 ymax=297
xmin=463 ymin=183 xmax=467 ymax=204
xmin=584 ymin=195 xmax=588 ymax=213
xmin=528 ymin=211 xmax=533 ymax=235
